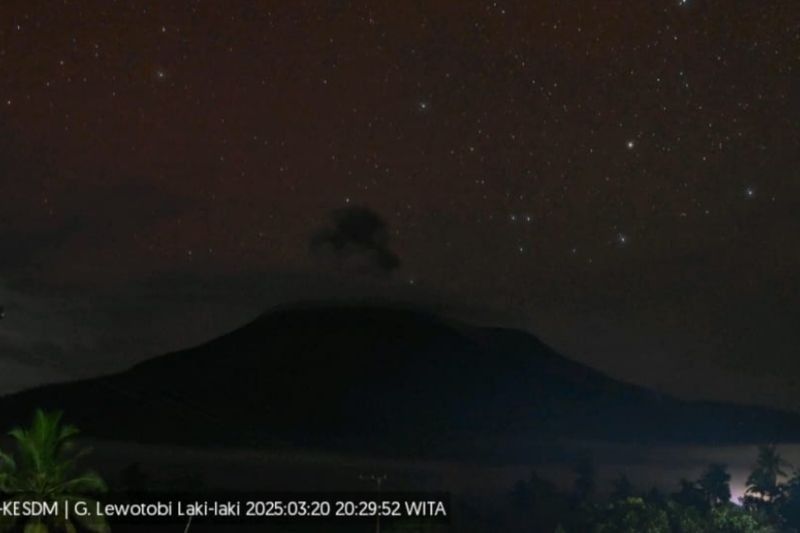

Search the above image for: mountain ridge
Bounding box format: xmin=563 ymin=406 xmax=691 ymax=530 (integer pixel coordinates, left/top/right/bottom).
xmin=1 ymin=304 xmax=798 ymax=460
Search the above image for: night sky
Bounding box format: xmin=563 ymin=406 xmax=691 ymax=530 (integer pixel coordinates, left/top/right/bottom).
xmin=1 ymin=1 xmax=799 ymax=410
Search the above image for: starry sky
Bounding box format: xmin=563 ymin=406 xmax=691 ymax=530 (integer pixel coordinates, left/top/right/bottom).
xmin=1 ymin=1 xmax=799 ymax=410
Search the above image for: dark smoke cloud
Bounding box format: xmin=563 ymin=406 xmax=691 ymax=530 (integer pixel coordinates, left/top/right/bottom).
xmin=310 ymin=206 xmax=400 ymax=273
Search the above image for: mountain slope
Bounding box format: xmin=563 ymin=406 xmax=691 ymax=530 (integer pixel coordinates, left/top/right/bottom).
xmin=1 ymin=305 xmax=798 ymax=458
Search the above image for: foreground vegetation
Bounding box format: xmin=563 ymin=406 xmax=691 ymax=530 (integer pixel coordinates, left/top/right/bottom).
xmin=507 ymin=445 xmax=800 ymax=532
xmin=0 ymin=410 xmax=108 ymax=533
xmin=4 ymin=410 xmax=800 ymax=532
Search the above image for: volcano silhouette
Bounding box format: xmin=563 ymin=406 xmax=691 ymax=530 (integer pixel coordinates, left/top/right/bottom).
xmin=1 ymin=305 xmax=798 ymax=458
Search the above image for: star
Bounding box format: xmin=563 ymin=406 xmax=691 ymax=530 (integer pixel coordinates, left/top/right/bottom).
xmin=418 ymin=101 xmax=430 ymax=111
xmin=745 ymin=187 xmax=755 ymax=198
xmin=626 ymin=140 xmax=636 ymax=150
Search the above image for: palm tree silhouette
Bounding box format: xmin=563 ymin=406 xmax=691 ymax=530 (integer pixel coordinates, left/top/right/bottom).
xmin=745 ymin=444 xmax=790 ymax=506
xmin=0 ymin=409 xmax=109 ymax=532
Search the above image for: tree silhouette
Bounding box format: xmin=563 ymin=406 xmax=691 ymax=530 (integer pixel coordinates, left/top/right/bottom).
xmin=698 ymin=463 xmax=732 ymax=507
xmin=745 ymin=444 xmax=790 ymax=507
xmin=0 ymin=410 xmax=109 ymax=533
xmin=779 ymin=469 xmax=800 ymax=530
xmin=673 ymin=478 xmax=707 ymax=511
xmin=573 ymin=459 xmax=596 ymax=503
xmin=511 ymin=472 xmax=570 ymax=531
xmin=610 ymin=474 xmax=634 ymax=501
